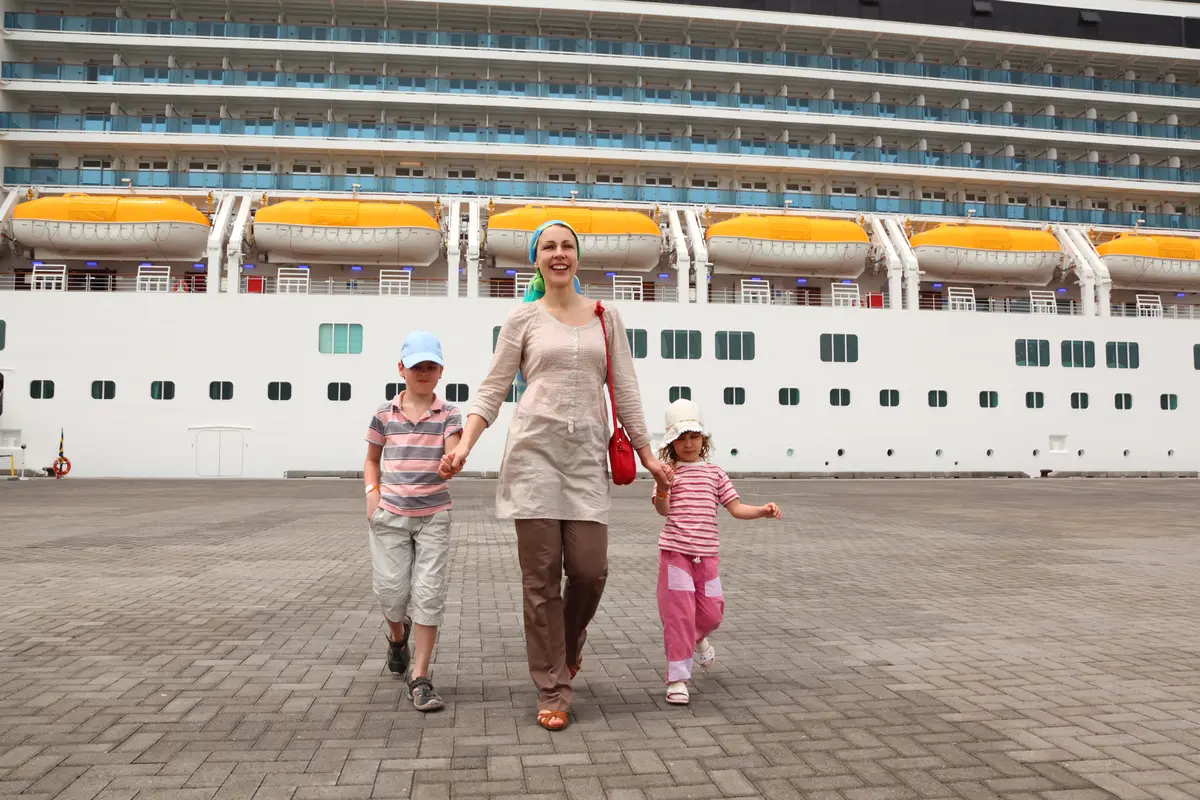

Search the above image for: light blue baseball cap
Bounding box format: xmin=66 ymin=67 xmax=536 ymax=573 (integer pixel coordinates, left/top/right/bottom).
xmin=400 ymin=330 xmax=444 ymax=368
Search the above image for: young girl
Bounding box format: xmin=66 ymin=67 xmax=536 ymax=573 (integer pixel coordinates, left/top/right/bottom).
xmin=652 ymin=399 xmax=782 ymax=705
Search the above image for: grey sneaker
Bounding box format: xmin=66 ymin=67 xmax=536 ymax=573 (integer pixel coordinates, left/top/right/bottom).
xmin=408 ymin=676 xmax=444 ymax=712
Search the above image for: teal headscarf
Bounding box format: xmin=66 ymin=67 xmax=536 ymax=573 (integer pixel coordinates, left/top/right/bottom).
xmin=515 ymin=220 xmax=583 ymax=395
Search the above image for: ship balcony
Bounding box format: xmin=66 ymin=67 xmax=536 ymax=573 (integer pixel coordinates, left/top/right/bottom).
xmin=7 ymin=12 xmax=1200 ymax=104
xmin=4 ymin=126 xmax=1200 ymax=189
xmin=5 ymin=171 xmax=1200 ymax=232
xmin=5 ymin=67 xmax=1200 ymax=147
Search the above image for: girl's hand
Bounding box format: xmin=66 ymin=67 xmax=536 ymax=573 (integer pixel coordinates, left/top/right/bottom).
xmin=761 ymin=503 xmax=782 ymax=520
xmin=642 ymin=454 xmax=673 ymax=488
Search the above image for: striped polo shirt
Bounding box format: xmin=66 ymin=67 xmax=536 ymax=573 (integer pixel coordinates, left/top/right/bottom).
xmin=365 ymin=393 xmax=463 ymax=517
xmin=657 ymin=461 xmax=739 ymax=558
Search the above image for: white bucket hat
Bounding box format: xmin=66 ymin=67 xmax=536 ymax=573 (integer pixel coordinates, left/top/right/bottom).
xmin=662 ymin=399 xmax=709 ymax=447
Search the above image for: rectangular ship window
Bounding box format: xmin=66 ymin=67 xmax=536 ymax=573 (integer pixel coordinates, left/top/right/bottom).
xmin=626 ymin=329 xmax=648 ymax=359
xmin=1025 ymin=391 xmax=1045 ymax=409
xmin=1071 ymin=391 xmax=1089 ymax=410
xmin=723 ymin=387 xmax=746 ymax=406
xmin=209 ymin=381 xmax=234 ymax=400
xmin=91 ymin=380 xmax=116 ymax=400
xmin=779 ymin=388 xmax=800 ymax=406
xmin=829 ymin=388 xmax=851 ymax=407
xmin=879 ymin=389 xmax=900 ymax=407
xmin=1015 ymin=339 xmax=1050 ymax=367
xmin=669 ymin=386 xmax=691 ymax=402
xmin=1105 ymin=341 xmax=1139 ymax=369
xmin=979 ymin=390 xmax=999 ymax=408
xmin=928 ymin=390 xmax=948 ymax=408
xmin=1061 ymin=340 xmax=1095 ymax=368
xmin=269 ymin=381 xmax=293 ymax=401
xmin=150 ymin=380 xmax=175 ymax=400
xmin=661 ymin=329 xmax=701 ymax=360
xmin=820 ymin=333 xmax=858 ymax=363
xmin=318 ymin=323 xmax=364 ymax=355
xmin=715 ymin=331 xmax=755 ymax=361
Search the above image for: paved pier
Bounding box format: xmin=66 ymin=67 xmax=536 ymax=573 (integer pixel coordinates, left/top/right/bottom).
xmin=1 ymin=478 xmax=1199 ymax=800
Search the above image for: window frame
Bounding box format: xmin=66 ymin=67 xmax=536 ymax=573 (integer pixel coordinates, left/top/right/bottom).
xmin=327 ymin=381 xmax=352 ymax=402
xmin=879 ymin=389 xmax=900 ymax=407
xmin=1061 ymin=340 xmax=1096 ymax=368
xmin=1114 ymin=392 xmax=1133 ymax=410
xmin=1071 ymin=391 xmax=1090 ymax=410
xmin=268 ymin=381 xmax=293 ymax=401
xmin=1015 ymin=338 xmax=1050 ymax=367
xmin=1105 ymin=341 xmax=1140 ymax=369
xmin=829 ymin=388 xmax=851 ymax=407
xmin=318 ymin=322 xmax=364 ymax=355
xmin=446 ymin=383 xmax=470 ymax=403
xmin=661 ymin=329 xmax=702 ymax=360
xmin=30 ymin=379 xmax=55 ymax=399
xmin=715 ymin=331 xmax=755 ymax=361
xmin=778 ymin=387 xmax=800 ymax=406
xmin=150 ymin=380 xmax=175 ymax=400
xmin=90 ymin=379 xmax=116 ymax=400
xmin=209 ymin=380 xmax=234 ymax=401
xmin=669 ymin=386 xmax=692 ymax=402
xmin=1160 ymin=393 xmax=1179 ymax=411
xmin=722 ymin=386 xmax=746 ymax=405
xmin=820 ymin=333 xmax=859 ymax=363
xmin=927 ymin=389 xmax=948 ymax=408
xmin=625 ymin=328 xmax=648 ymax=359
xmin=1025 ymin=391 xmax=1045 ymax=409
xmin=979 ymin=390 xmax=999 ymax=408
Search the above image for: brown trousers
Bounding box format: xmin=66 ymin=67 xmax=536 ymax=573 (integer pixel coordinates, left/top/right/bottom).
xmin=514 ymin=519 xmax=608 ymax=712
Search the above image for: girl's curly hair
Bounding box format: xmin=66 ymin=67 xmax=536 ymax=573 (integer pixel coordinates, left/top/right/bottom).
xmin=658 ymin=434 xmax=713 ymax=465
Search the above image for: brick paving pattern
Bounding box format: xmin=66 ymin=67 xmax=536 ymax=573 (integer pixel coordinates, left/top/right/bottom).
xmin=1 ymin=477 xmax=1199 ymax=800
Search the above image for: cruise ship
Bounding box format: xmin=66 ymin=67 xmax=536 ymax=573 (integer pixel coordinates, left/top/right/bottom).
xmin=1 ymin=0 xmax=1198 ymax=479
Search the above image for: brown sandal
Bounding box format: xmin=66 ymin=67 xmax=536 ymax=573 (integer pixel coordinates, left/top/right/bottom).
xmin=568 ymin=656 xmax=583 ymax=679
xmin=536 ymin=710 xmax=568 ymax=731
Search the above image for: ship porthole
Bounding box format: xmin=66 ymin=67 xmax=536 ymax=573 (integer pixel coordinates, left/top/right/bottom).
xmin=886 ymin=449 xmax=894 ymax=457
xmin=935 ymin=449 xmax=943 ymax=457
xmin=1123 ymin=449 xmax=1131 ymax=457
xmin=986 ymin=449 xmax=994 ymax=457
xmin=1032 ymin=449 xmax=1040 ymax=457
xmin=1077 ymin=449 xmax=1085 ymax=457
xmin=1168 ymin=449 xmax=1175 ymax=457
xmin=837 ymin=448 xmax=845 ymax=457
xmin=730 ymin=448 xmax=739 ymax=457
xmin=786 ymin=448 xmax=794 ymax=457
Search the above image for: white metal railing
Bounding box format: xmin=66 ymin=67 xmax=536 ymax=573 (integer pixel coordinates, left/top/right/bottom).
xmin=0 ymin=271 xmax=207 ymax=293
xmin=613 ymin=275 xmax=644 ymax=301
xmin=514 ymin=272 xmax=535 ymax=298
xmin=135 ymin=264 xmax=171 ymax=292
xmin=378 ymin=269 xmax=412 ymax=296
xmin=832 ymin=283 xmax=862 ymax=308
xmin=1136 ymin=294 xmax=1164 ymax=318
xmin=1029 ymin=290 xmax=1058 ymax=314
xmin=276 ymin=267 xmax=310 ymax=294
xmin=947 ymin=287 xmax=976 ymax=311
xmin=31 ymin=264 xmax=67 ymax=291
xmin=739 ymin=279 xmax=771 ymax=304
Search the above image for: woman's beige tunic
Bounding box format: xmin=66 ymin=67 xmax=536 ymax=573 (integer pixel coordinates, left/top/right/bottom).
xmin=468 ymin=301 xmax=650 ymax=524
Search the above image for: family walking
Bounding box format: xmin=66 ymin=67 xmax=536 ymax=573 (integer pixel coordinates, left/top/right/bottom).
xmin=363 ymin=220 xmax=782 ymax=728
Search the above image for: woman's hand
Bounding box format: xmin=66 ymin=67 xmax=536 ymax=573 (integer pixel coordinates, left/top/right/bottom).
xmin=439 ymin=442 xmax=471 ymax=478
xmin=640 ymin=452 xmax=673 ymax=489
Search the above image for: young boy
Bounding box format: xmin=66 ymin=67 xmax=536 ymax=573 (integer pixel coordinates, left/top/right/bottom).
xmin=364 ymin=330 xmax=463 ymax=712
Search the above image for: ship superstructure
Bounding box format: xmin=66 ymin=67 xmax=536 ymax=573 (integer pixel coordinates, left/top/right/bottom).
xmin=0 ymin=0 xmax=1198 ymax=478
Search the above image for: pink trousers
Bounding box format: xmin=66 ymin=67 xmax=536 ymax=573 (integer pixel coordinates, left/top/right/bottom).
xmin=657 ymin=549 xmax=724 ymax=683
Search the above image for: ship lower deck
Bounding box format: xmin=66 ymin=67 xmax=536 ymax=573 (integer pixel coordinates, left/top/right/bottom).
xmin=1 ymin=477 xmax=1198 ymax=799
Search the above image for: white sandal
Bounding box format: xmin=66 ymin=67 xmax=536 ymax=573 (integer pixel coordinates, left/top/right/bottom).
xmin=695 ymin=638 xmax=715 ymax=669
xmin=666 ymin=681 xmax=690 ymax=705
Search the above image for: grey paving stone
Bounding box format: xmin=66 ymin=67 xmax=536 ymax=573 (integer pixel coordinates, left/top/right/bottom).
xmin=1 ymin=479 xmax=1199 ymax=800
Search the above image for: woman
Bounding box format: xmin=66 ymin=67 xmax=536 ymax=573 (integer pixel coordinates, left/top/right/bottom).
xmin=443 ymin=220 xmax=671 ymax=731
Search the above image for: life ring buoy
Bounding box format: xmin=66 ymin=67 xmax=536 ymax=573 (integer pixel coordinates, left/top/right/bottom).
xmin=53 ymin=456 xmax=71 ymax=478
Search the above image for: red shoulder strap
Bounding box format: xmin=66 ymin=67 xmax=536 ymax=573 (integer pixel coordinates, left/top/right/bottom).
xmin=595 ymin=301 xmax=620 ymax=430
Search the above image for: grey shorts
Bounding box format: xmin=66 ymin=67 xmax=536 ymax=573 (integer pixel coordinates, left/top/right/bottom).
xmin=368 ymin=507 xmax=452 ymax=627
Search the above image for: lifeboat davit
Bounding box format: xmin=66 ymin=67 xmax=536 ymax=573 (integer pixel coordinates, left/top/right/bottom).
xmin=486 ymin=206 xmax=661 ymax=271
xmin=252 ymin=200 xmax=441 ymax=265
xmin=705 ymin=214 xmax=869 ymax=278
xmin=9 ymin=195 xmax=210 ymax=259
xmin=909 ymin=224 xmax=1062 ymax=285
xmin=1096 ymin=234 xmax=1200 ymax=290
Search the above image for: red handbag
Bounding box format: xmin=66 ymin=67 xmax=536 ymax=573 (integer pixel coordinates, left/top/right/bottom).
xmin=595 ymin=301 xmax=638 ymax=485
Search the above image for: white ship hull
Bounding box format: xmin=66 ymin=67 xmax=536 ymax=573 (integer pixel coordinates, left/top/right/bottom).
xmin=0 ymin=293 xmax=1191 ymax=479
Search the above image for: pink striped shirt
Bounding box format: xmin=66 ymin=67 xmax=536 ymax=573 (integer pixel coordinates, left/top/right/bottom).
xmin=365 ymin=393 xmax=463 ymax=517
xmin=657 ymin=461 xmax=738 ymax=557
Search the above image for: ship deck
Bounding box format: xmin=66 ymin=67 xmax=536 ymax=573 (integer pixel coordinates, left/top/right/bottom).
xmin=1 ymin=478 xmax=1198 ymax=800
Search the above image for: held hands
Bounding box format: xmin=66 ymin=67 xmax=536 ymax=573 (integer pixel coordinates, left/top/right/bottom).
xmin=759 ymin=502 xmax=783 ymax=520
xmin=438 ymin=442 xmax=470 ymax=479
xmin=642 ymin=453 xmax=674 ymax=490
